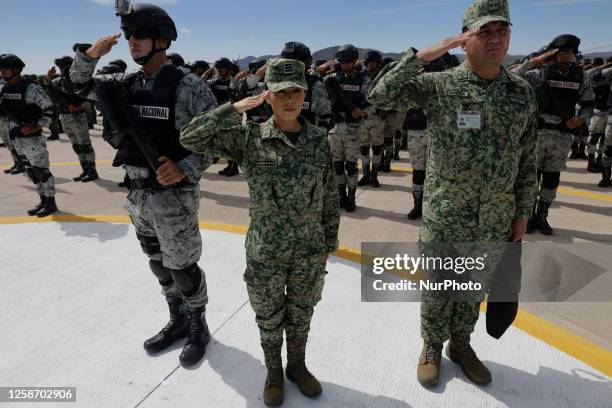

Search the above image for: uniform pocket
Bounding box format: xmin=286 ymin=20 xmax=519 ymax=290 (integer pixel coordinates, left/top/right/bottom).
xmin=309 ymin=269 xmax=328 ymax=306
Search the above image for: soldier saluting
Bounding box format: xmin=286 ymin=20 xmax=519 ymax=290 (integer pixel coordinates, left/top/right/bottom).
xmin=368 ymin=0 xmax=538 ymax=388
xmin=69 ymin=2 xmax=218 ymax=367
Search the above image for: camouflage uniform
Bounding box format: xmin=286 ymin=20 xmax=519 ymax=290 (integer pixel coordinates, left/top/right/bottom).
xmin=383 ymin=110 xmax=406 ymax=164
xmin=360 ymin=106 xmax=385 ymax=170
xmin=368 ymin=49 xmax=538 ymax=344
xmin=1 ymin=80 xmax=57 ymax=199
xmin=70 ymin=51 xmax=217 ymax=311
xmin=512 ymin=59 xmax=594 ymax=204
xmin=180 ymin=61 xmax=340 ymax=348
xmin=587 ymin=66 xmax=612 ymax=159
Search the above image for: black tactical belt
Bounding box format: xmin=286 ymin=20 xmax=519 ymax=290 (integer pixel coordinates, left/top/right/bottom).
xmin=128 ymin=176 xmax=193 ymax=190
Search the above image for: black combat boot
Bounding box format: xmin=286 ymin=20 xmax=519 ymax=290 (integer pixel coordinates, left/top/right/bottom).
xmin=81 ymin=162 xmax=99 ymax=182
xmin=286 ymin=339 xmax=322 ymax=398
xmin=36 ymin=196 xmax=58 ymax=218
xmin=587 ymin=154 xmax=602 ymax=173
xmin=599 ymin=165 xmax=611 ymax=188
xmin=47 ymin=132 xmax=60 ymax=141
xmin=345 ymin=186 xmax=356 ymax=212
xmin=535 ymin=199 xmax=553 ymax=235
xmin=393 ymin=144 xmax=400 ymax=161
xmin=224 ymin=161 xmax=239 ymax=177
xmin=370 ymin=165 xmax=380 ymax=188
xmin=382 ymin=152 xmax=392 ymax=173
xmin=27 ymin=195 xmax=46 ymax=216
xmin=4 ymin=163 xmax=18 ymax=174
xmin=73 ymin=161 xmax=88 ymax=182
xmin=569 ymin=142 xmax=579 ymax=159
xmin=407 ymin=190 xmax=423 ymax=220
xmin=9 ymin=159 xmax=26 ymax=175
xmin=143 ymin=297 xmax=189 ymax=354
xmin=179 ymin=306 xmax=210 ymax=367
xmin=338 ymin=184 xmax=347 ymax=209
xmin=577 ymin=142 xmax=588 ymax=160
xmin=357 ymin=164 xmax=371 ymax=186
xmin=262 ymin=343 xmax=284 ymax=406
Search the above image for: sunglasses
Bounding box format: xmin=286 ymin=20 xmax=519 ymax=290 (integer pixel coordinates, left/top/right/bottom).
xmin=123 ymin=29 xmax=153 ymax=40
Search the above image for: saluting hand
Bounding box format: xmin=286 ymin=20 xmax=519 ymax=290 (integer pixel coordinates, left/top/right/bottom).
xmin=156 ymin=156 xmax=186 ymax=185
xmin=416 ymin=28 xmax=480 ymax=62
xmin=86 ymin=34 xmax=121 ymax=59
xmin=232 ymin=91 xmax=269 ymax=114
xmin=530 ymin=49 xmax=558 ymax=68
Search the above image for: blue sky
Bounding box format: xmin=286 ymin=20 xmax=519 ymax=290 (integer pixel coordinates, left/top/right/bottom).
xmin=3 ymin=0 xmax=612 ymax=74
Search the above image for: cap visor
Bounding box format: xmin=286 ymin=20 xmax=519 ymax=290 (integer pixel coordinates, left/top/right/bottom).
xmin=467 ymin=15 xmax=511 ymax=30
xmin=267 ymin=81 xmax=308 ymax=93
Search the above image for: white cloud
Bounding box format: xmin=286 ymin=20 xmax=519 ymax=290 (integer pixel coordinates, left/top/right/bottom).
xmin=247 ymin=36 xmax=257 ymax=41
xmin=180 ymin=28 xmax=192 ymax=35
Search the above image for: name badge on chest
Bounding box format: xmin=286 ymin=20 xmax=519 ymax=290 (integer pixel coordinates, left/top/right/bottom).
xmin=457 ymin=111 xmax=481 ymax=130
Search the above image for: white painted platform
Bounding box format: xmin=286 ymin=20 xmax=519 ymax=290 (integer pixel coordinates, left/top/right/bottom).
xmin=0 ymin=222 xmax=610 ymax=408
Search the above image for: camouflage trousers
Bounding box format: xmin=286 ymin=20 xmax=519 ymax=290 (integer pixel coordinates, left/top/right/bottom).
xmin=384 ymin=111 xmax=405 ymax=155
xmin=537 ymin=128 xmax=573 ymax=172
xmin=11 ymin=131 xmax=56 ymax=197
xmin=420 ymin=300 xmax=481 ymax=345
xmin=359 ymin=114 xmax=385 ymax=168
xmin=407 ymin=129 xmax=429 ymax=171
xmin=1 ymin=118 xmax=18 ymax=164
xmin=329 ymin=122 xmax=362 ymax=187
xmin=588 ymin=110 xmax=607 ymax=156
xmin=60 ymin=112 xmax=96 ymax=164
xmin=123 ymin=166 xmax=207 ymax=309
xmin=244 ymin=255 xmax=327 ymax=347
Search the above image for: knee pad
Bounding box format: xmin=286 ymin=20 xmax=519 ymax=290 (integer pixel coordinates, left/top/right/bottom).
xmin=31 ymin=167 xmax=51 ymax=183
xmin=372 ymin=145 xmax=383 ymax=156
xmin=384 ymin=137 xmax=393 ymax=146
xmin=412 ymin=170 xmax=426 ymax=185
xmin=149 ymin=260 xmax=172 ymax=286
xmin=136 ymin=233 xmax=161 ymax=256
xmin=169 ymin=263 xmax=201 ymax=297
xmin=360 ymin=146 xmax=370 ymax=156
xmin=541 ymin=171 xmax=560 ymax=190
xmin=79 ymin=144 xmax=94 ymax=154
xmin=394 ymin=130 xmax=402 ymax=140
xmin=589 ymin=133 xmax=603 ymax=145
xmin=71 ymin=144 xmax=82 ymax=155
xmin=345 ymin=161 xmax=357 ymax=176
xmin=334 ymin=161 xmax=345 ymax=176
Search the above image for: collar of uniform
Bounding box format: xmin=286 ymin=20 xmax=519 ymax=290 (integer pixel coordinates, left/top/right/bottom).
xmin=260 ymin=116 xmax=309 ymax=148
xmin=139 ymin=60 xmax=174 ymax=79
xmin=455 ymin=61 xmax=510 ymax=84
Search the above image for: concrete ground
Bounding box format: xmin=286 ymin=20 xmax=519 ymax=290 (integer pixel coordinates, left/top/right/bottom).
xmin=0 ymin=122 xmax=611 ymax=407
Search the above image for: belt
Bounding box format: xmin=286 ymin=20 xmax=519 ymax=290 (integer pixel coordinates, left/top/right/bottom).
xmin=128 ymin=176 xmax=193 ymax=190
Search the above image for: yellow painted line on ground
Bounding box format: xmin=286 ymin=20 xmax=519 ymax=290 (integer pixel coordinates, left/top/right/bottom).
xmin=0 ymin=214 xmax=610 ymax=376
xmin=388 ymin=164 xmax=612 ymax=202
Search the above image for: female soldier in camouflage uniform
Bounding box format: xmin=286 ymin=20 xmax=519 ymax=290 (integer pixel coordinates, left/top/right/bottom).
xmin=181 ymin=58 xmax=340 ymax=406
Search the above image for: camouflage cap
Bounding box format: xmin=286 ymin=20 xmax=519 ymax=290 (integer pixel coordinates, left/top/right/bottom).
xmin=264 ymin=58 xmax=307 ymax=93
xmin=462 ymin=0 xmax=511 ymax=31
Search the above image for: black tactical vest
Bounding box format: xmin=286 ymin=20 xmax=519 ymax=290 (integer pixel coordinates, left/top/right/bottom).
xmin=211 ymin=76 xmax=233 ymax=104
xmin=301 ymin=74 xmax=320 ymax=124
xmin=113 ymin=65 xmax=192 ymax=167
xmin=330 ymin=71 xmax=367 ymax=122
xmin=0 ymin=79 xmax=42 ymax=125
xmin=538 ymin=64 xmax=583 ymax=121
xmin=592 ymin=71 xmax=611 ymax=111
xmin=403 ymin=108 xmax=427 ymax=130
xmin=48 ymin=74 xmax=89 ymax=113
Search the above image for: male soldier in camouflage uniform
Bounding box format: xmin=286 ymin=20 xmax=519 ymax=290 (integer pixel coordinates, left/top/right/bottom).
xmin=0 ymin=54 xmax=59 ymax=217
xmin=512 ymin=35 xmax=594 ymax=235
xmin=358 ymin=50 xmax=386 ymax=188
xmin=281 ymin=42 xmax=333 ymax=132
xmin=69 ymin=3 xmax=217 ymax=367
xmin=181 ymin=58 xmax=340 ymax=406
xmin=46 ymin=56 xmax=99 ymax=182
xmin=324 ymin=44 xmax=371 ymax=212
xmin=368 ymin=0 xmax=538 ymax=388
xmin=1 ymin=74 xmax=26 ymax=174
xmin=586 ymin=57 xmax=612 ymax=173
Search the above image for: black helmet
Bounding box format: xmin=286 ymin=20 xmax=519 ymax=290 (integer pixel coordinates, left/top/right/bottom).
xmin=0 ymin=54 xmax=25 ymax=70
xmin=364 ymin=50 xmax=383 ymax=65
xmin=548 ymin=34 xmax=580 ymax=54
xmin=592 ymin=57 xmax=604 ymax=67
xmin=167 ymin=53 xmax=185 ymax=67
xmin=606 ymin=56 xmax=612 ymax=64
xmin=54 ymin=55 xmax=73 ymax=68
xmin=281 ymin=42 xmax=312 ymax=64
xmin=214 ymin=57 xmax=233 ymax=69
xmin=191 ymin=60 xmax=210 ymax=71
xmin=97 ymin=64 xmax=123 ymax=75
xmin=335 ymin=44 xmax=359 ymax=63
xmin=120 ymin=3 xmax=177 ymax=41
xmin=582 ymin=58 xmax=592 ymax=65
xmin=108 ymin=59 xmax=128 ymax=72
xmin=248 ymin=58 xmax=266 ymax=72
xmin=314 ymin=59 xmax=327 ymax=68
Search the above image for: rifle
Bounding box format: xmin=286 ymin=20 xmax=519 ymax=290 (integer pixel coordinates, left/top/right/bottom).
xmin=95 ymin=81 xmax=161 ymax=171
